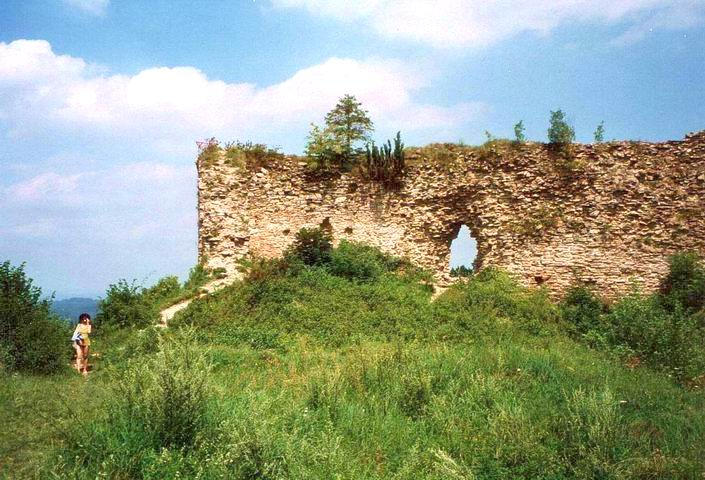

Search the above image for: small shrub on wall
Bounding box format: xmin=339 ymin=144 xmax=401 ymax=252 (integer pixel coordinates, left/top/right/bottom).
xmin=659 ymin=251 xmax=705 ymax=313
xmin=547 ymin=109 xmax=575 ymax=145
xmin=363 ymin=131 xmax=405 ymax=186
xmin=224 ymin=141 xmax=283 ymax=170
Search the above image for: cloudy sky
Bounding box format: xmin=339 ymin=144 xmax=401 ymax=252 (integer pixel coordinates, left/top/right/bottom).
xmin=1 ymin=0 xmax=704 ymax=298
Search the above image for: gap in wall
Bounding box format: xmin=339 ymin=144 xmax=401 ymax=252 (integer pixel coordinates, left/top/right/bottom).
xmin=449 ymin=224 xmax=477 ymax=276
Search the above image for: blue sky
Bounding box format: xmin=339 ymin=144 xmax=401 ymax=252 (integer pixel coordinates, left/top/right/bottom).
xmin=1 ymin=0 xmax=703 ymax=298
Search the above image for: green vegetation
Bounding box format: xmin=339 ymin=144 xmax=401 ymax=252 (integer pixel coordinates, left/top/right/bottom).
xmin=561 ymin=252 xmax=705 ymax=383
xmin=364 ymin=131 xmax=405 ymax=185
xmin=2 ymin=245 xmax=705 ymax=478
xmin=548 ymin=109 xmax=576 ymax=145
xmin=287 ymin=225 xmax=333 ymax=267
xmin=224 ymin=140 xmax=284 ymax=169
xmin=594 ymin=121 xmax=605 ymax=143
xmin=305 ymin=94 xmax=374 ymax=170
xmin=95 ymin=264 xmax=219 ymax=328
xmin=450 ymin=265 xmax=473 ymax=277
xmin=197 ymin=139 xmax=283 ymax=169
xmin=0 ymin=260 xmax=69 ymax=374
xmin=514 ymin=120 xmax=526 ymax=143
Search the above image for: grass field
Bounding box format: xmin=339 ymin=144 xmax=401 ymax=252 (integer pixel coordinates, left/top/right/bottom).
xmin=2 ymin=247 xmax=704 ymax=479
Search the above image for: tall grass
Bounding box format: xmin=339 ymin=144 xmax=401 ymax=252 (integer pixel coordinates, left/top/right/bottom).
xmin=3 ymin=243 xmax=704 ymax=478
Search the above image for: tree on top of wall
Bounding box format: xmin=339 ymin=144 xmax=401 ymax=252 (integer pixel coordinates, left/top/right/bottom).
xmin=305 ymin=94 xmax=374 ymax=170
xmin=547 ymin=110 xmax=575 ymax=145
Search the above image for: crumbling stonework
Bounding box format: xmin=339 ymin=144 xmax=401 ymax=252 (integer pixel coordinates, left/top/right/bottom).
xmin=197 ymin=131 xmax=705 ymax=298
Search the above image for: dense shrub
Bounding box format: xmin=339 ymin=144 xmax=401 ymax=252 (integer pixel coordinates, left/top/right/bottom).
xmin=450 ymin=265 xmax=473 ymax=277
xmin=447 ymin=268 xmax=559 ymax=335
xmin=96 ymin=279 xmax=154 ymax=328
xmin=561 ymin=254 xmax=705 ymax=382
xmin=183 ymin=263 xmax=214 ymax=292
xmin=659 ymin=251 xmax=705 ymax=314
xmin=560 ymin=286 xmax=605 ymax=335
xmin=547 ymin=109 xmax=575 ymax=145
xmin=0 ymin=261 xmax=69 ymax=374
xmin=224 ymin=140 xmax=283 ymax=170
xmin=363 ymin=131 xmax=405 ymax=185
xmin=601 ymin=295 xmax=705 ymax=381
xmin=328 ymin=240 xmax=400 ymax=281
xmin=286 ymin=226 xmax=333 ymax=266
xmin=142 ymin=275 xmax=181 ymax=305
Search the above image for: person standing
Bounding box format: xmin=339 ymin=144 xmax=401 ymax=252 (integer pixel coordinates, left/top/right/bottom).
xmin=71 ymin=313 xmax=92 ymax=376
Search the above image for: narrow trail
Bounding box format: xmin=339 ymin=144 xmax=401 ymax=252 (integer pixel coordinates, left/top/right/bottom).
xmin=158 ymin=277 xmax=232 ymax=327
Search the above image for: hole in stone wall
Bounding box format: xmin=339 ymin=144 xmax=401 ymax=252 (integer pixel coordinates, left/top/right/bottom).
xmin=449 ymin=224 xmax=477 ymax=277
xmin=344 ymin=227 xmax=353 ymax=234
xmin=320 ymin=217 xmax=332 ymax=232
xmin=283 ymin=228 xmax=291 ymax=235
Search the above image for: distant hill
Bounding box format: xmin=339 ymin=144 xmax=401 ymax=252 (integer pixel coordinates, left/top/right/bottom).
xmin=51 ymin=297 xmax=99 ymax=322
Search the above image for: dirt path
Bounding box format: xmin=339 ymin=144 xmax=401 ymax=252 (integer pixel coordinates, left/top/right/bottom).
xmin=158 ymin=277 xmax=232 ymax=327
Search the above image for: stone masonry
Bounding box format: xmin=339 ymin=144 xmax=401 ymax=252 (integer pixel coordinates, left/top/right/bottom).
xmin=197 ymin=132 xmax=705 ymax=298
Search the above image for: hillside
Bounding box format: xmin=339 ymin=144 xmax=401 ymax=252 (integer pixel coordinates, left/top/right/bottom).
xmin=50 ymin=297 xmax=98 ymax=322
xmin=2 ymin=239 xmax=704 ymax=479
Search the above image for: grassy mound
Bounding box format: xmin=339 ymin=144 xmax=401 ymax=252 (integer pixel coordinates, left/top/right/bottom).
xmin=2 ymin=242 xmax=704 ymax=478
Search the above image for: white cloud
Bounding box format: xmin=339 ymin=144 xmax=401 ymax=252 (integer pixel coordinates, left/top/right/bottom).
xmin=0 ymin=40 xmax=483 ymax=151
xmin=1 ymin=162 xmax=195 ymax=240
xmin=6 ymin=172 xmax=83 ymax=202
xmin=0 ymin=162 xmax=196 ymax=294
xmin=63 ymin=0 xmax=109 ymax=16
xmin=272 ymin=0 xmax=704 ymax=48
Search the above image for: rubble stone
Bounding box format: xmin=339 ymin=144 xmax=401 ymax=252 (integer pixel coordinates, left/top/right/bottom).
xmin=197 ymin=133 xmax=705 ymax=298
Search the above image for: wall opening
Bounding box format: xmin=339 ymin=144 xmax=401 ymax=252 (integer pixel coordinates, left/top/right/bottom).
xmin=449 ymin=224 xmax=477 ymax=277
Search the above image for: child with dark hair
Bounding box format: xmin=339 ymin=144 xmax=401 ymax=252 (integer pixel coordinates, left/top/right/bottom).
xmin=71 ymin=313 xmax=92 ymax=376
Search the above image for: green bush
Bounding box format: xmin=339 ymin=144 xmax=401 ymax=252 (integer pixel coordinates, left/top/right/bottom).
xmin=560 ymin=286 xmax=606 ymax=335
xmin=328 ymin=240 xmax=400 ymax=281
xmin=449 ymin=265 xmax=472 ymax=277
xmin=363 ymin=131 xmax=405 ymax=185
xmin=514 ymin=120 xmax=526 ymax=143
xmin=0 ymin=261 xmax=69 ymax=374
xmin=602 ymin=294 xmax=705 ymax=381
xmin=287 ymin=226 xmax=333 ymax=266
xmin=96 ymin=279 xmax=154 ymax=328
xmin=183 ymin=263 xmax=213 ymax=292
xmin=143 ymin=275 xmax=181 ymax=305
xmin=547 ymin=109 xmax=575 ymax=145
xmin=659 ymin=251 xmax=705 ymax=314
xmin=593 ymin=121 xmax=605 ymax=143
xmin=224 ymin=140 xmax=283 ymax=169
xmin=449 ymin=268 xmax=559 ymax=336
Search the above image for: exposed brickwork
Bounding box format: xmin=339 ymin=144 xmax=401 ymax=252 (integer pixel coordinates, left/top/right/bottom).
xmin=197 ymin=132 xmax=705 ymax=297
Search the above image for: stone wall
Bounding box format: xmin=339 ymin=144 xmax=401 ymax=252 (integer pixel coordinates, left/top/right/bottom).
xmin=197 ymin=131 xmax=705 ymax=297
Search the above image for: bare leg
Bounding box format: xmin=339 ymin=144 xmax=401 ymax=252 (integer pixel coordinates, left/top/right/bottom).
xmin=83 ymin=346 xmax=90 ymax=374
xmin=73 ymin=344 xmax=83 ymax=373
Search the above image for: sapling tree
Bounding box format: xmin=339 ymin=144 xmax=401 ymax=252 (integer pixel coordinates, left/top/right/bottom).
xmin=594 ymin=121 xmax=605 ymax=143
xmin=305 ymin=94 xmax=374 ymax=170
xmin=514 ymin=120 xmax=526 ymax=143
xmin=547 ymin=110 xmax=575 ymax=145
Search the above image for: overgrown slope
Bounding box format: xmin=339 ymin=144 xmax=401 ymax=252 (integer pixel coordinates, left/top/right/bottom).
xmin=1 ymin=241 xmax=704 ymax=479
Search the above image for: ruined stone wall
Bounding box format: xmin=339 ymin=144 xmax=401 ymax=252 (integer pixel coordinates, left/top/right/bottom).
xmin=197 ymin=131 xmax=705 ymax=297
